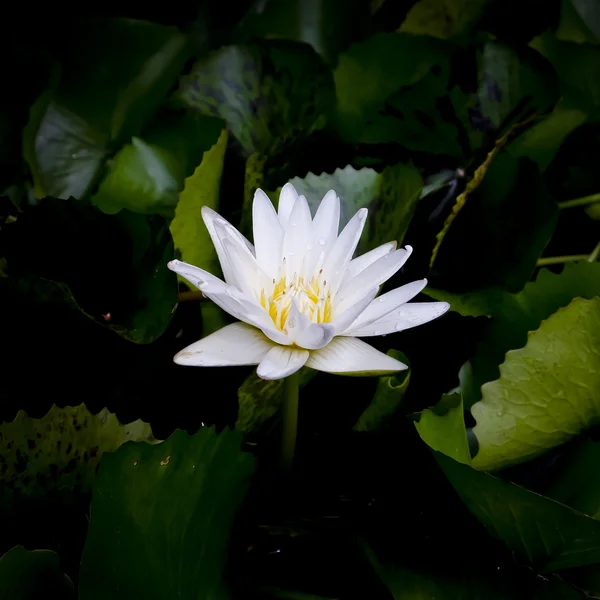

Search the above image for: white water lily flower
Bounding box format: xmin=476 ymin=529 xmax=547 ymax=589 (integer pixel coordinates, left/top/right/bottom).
xmin=168 ymin=184 xmax=449 ymax=380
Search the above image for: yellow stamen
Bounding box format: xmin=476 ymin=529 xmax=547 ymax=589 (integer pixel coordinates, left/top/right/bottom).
xmin=263 ymin=272 xmax=333 ymax=331
xmin=323 ymin=295 xmax=332 ymax=323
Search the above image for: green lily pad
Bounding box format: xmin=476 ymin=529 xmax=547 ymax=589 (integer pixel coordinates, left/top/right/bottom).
xmin=79 ymin=427 xmax=255 ymax=600
xmin=170 ymin=129 xmax=230 ymax=335
xmin=270 ymin=163 xmax=422 ymax=255
xmin=431 ymin=152 xmax=558 ymax=292
xmin=92 ymin=137 xmax=183 ymax=217
xmin=471 ymin=297 xmax=600 ymax=471
xmin=170 ymin=129 xmax=228 ymax=287
xmin=416 ymin=395 xmax=600 ymax=572
xmin=234 ymin=0 xmax=369 ymax=65
xmin=436 ymin=451 xmax=600 ymax=572
xmin=176 ymin=40 xmax=334 ymax=157
xmin=399 ymin=0 xmax=491 ymax=39
xmin=531 ymin=32 xmax=600 ymax=109
xmin=0 ymin=404 xmax=156 ymax=511
xmin=333 ymin=33 xmax=467 ymax=155
xmin=508 ymin=100 xmax=588 ymax=172
xmin=23 ymin=99 xmax=108 ymax=200
xmin=0 ymin=547 xmax=75 ymax=600
xmin=364 ymin=541 xmax=587 ymax=599
xmin=354 ymin=351 xmax=411 ymax=432
xmin=414 ymin=393 xmax=471 ymax=464
xmin=556 ymin=0 xmax=600 ymax=44
xmin=426 ymin=262 xmax=600 ymax=409
xmin=542 ymin=438 xmax=600 ymax=520
xmin=4 ymin=198 xmax=178 ymax=344
xmin=24 ymin=18 xmax=189 ymax=200
xmin=477 ymin=41 xmax=559 ymax=131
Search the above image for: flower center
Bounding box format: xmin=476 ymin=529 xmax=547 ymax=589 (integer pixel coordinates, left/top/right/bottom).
xmin=260 ymin=271 xmax=332 ymax=332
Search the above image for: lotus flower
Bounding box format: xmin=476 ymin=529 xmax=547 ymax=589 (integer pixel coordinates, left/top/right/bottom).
xmin=168 ymin=184 xmax=449 ymax=380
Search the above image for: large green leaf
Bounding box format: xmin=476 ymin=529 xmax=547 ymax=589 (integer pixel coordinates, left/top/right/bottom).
xmin=507 ymin=100 xmax=588 ymax=172
xmin=414 ymin=393 xmax=471 ymax=464
xmin=4 ymin=198 xmax=177 ymax=343
xmin=0 ymin=547 xmax=75 ymax=600
xmin=0 ymin=404 xmax=156 ymax=511
xmin=531 ymin=33 xmax=600 ymax=110
xmin=477 ymin=42 xmax=559 ymax=132
xmin=471 ymin=297 xmax=600 ymax=471
xmin=141 ymin=111 xmax=225 ymax=182
xmin=91 ymin=138 xmax=183 ymax=217
xmin=170 ymin=129 xmax=229 ymax=335
xmin=79 ymin=427 xmax=255 ymax=600
xmin=416 ymin=396 xmax=600 ymax=572
xmin=333 ymin=33 xmax=467 ymax=155
xmin=269 ymin=163 xmax=422 ymax=255
xmin=556 ymin=0 xmax=600 ymax=44
xmin=365 ymin=542 xmax=587 ymax=599
xmin=426 ymin=263 xmax=600 ymax=409
xmin=542 ymin=438 xmax=600 ymax=520
xmin=399 ymin=0 xmax=491 ymax=39
xmin=236 ymin=367 xmax=316 ymax=436
xmin=23 ymin=99 xmax=108 ymax=200
xmin=354 ymin=351 xmax=411 ymax=432
xmin=24 ymin=18 xmax=189 ymax=200
xmin=176 ymin=40 xmax=334 ymax=157
xmin=426 ymin=261 xmax=600 ymax=320
xmin=435 ymin=451 xmax=600 ymax=572
xmin=170 ymin=130 xmax=228 ymax=285
xmin=431 ymin=152 xmax=558 ymax=292
xmin=571 ymin=0 xmax=600 ymax=41
xmin=91 ymin=113 xmax=224 ymax=218
xmin=234 ymin=0 xmax=369 ymax=65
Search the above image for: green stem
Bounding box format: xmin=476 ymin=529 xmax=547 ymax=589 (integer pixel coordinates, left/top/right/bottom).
xmin=537 ymin=254 xmax=589 ymax=266
xmin=558 ymin=193 xmax=600 ymax=210
xmin=280 ymin=371 xmax=300 ymax=473
xmin=588 ymin=240 xmax=600 ymax=262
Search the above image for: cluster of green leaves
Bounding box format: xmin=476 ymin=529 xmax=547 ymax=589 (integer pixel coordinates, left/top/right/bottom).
xmin=2 ymin=0 xmax=600 ymax=598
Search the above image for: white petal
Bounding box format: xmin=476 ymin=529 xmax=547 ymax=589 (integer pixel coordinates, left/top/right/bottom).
xmin=346 ymin=279 xmax=428 ymax=332
xmin=257 ymin=345 xmax=309 ymax=380
xmin=221 ymin=235 xmax=269 ymax=299
xmin=322 ymin=208 xmax=368 ymax=294
xmin=347 ymin=302 xmax=450 ymax=337
xmin=167 ymin=259 xmax=224 ymax=290
xmin=282 ymin=193 xmax=312 ymax=279
xmin=343 ymin=241 xmax=397 ymax=285
xmin=253 ymin=189 xmax=283 ymax=279
xmin=330 ymin=287 xmax=379 ymax=334
xmin=281 ymin=299 xmax=333 ymax=350
xmin=174 ymin=322 xmax=273 ymax=367
xmin=278 ymin=183 xmax=298 ymax=228
xmin=201 ymin=207 xmax=253 ymax=286
xmin=335 ymin=246 xmax=413 ymax=314
xmin=312 ymin=190 xmax=340 ymax=253
xmin=199 ymin=284 xmax=259 ymax=327
xmin=202 ymin=284 xmax=292 ymax=346
xmin=306 ymin=337 xmax=407 ymax=375
xmin=295 ymin=321 xmax=336 ymax=350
